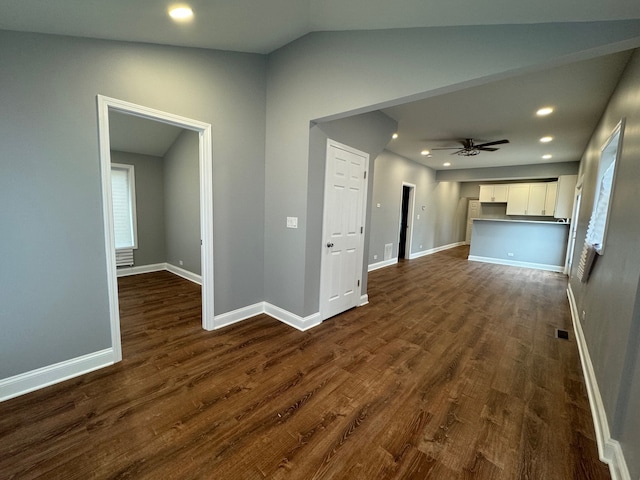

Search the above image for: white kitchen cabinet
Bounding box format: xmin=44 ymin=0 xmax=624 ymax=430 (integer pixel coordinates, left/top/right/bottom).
xmin=544 ymin=182 xmax=558 ymax=216
xmin=506 ymin=184 xmax=530 ymax=215
xmin=506 ymin=182 xmax=558 ymax=216
xmin=554 ymin=175 xmax=578 ymax=219
xmin=479 ymin=184 xmax=509 ymax=203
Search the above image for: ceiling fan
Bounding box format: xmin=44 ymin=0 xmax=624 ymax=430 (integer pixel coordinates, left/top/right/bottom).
xmin=431 ymin=138 xmax=509 ymax=156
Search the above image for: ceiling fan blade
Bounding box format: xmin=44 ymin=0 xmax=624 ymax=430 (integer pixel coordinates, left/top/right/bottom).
xmin=431 ymin=147 xmax=461 ymax=150
xmin=478 ymin=147 xmax=499 ymax=152
xmin=474 ymin=139 xmax=509 ymax=148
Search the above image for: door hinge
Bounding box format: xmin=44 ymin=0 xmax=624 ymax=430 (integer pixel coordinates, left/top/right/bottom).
xmin=357 ymin=279 xmax=360 ymax=287
xmin=360 ymin=226 xmax=363 ymax=234
xmin=364 ymin=171 xmax=367 ymax=179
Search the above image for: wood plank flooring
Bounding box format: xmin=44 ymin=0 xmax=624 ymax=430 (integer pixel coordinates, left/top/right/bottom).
xmin=0 ymin=246 xmax=610 ymax=479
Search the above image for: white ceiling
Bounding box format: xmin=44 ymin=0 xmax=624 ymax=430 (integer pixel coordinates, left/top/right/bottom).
xmin=1 ymin=0 xmax=640 ymax=54
xmin=381 ymin=51 xmax=634 ymax=170
xmin=109 ymin=112 xmax=184 ymax=157
xmin=4 ymin=1 xmax=639 ymax=168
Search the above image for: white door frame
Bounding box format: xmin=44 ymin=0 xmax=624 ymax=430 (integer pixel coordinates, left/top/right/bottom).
xmin=399 ymin=182 xmax=416 ymax=259
xmin=319 ymin=139 xmax=369 ymax=321
xmin=97 ymin=95 xmax=215 ymax=363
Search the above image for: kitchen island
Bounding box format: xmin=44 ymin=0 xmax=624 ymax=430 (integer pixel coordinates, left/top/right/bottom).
xmin=469 ymin=218 xmax=570 ymax=272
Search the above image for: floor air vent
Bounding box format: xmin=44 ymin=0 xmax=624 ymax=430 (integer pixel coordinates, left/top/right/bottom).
xmin=555 ymin=329 xmax=569 ymax=340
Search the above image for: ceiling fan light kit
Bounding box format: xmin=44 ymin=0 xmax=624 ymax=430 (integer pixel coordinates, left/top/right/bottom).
xmin=431 ymin=138 xmax=509 ymax=156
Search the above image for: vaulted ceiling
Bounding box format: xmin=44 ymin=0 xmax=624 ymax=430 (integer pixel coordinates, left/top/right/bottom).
xmin=5 ymin=0 xmax=639 ymax=169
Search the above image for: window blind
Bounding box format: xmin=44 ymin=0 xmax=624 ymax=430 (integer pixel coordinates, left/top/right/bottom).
xmin=111 ymin=165 xmax=136 ymax=250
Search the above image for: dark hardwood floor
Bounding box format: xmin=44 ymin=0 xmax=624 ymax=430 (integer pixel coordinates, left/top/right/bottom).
xmin=0 ymin=246 xmax=610 ymax=479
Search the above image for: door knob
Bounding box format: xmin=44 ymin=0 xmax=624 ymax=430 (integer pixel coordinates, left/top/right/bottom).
xmin=326 ymin=242 xmax=334 ymax=248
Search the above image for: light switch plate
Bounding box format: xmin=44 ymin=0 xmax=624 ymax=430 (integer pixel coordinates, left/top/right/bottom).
xmin=286 ymin=216 xmax=298 ymax=228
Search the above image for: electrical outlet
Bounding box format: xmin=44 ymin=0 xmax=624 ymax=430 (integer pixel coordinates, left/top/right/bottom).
xmin=373 ymin=254 xmax=378 ymax=260
xmin=179 ymin=260 xmax=184 ymax=266
xmin=507 ymin=252 xmax=514 ymax=257
xmin=286 ymin=216 xmax=298 ymax=228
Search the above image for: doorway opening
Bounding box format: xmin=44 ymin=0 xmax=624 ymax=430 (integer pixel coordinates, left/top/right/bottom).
xmin=97 ymin=95 xmax=214 ymax=364
xmin=399 ymin=183 xmax=415 ymax=260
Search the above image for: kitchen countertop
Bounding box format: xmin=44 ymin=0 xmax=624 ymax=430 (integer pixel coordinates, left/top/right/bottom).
xmin=472 ymin=218 xmax=570 ymax=225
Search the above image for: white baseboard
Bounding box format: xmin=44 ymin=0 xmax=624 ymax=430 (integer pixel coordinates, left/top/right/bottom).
xmin=468 ymin=255 xmax=564 ymax=273
xmin=116 ymin=263 xmax=166 ymax=277
xmin=264 ymin=303 xmax=322 ymax=331
xmin=360 ymin=294 xmax=369 ymax=306
xmin=116 ymin=262 xmax=202 ymax=285
xmin=409 ymin=241 xmax=466 ymax=259
xmin=214 ymin=302 xmax=265 ymax=330
xmin=567 ymin=284 xmax=630 ymax=480
xmin=165 ymin=263 xmax=202 ymax=285
xmin=212 ymin=301 xmax=322 ymax=332
xmin=0 ymin=348 xmax=114 ymax=402
xmin=368 ymin=258 xmax=398 ymax=272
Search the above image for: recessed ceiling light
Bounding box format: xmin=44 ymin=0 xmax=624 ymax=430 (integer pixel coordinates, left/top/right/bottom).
xmin=542 ymin=154 xmax=553 ymax=159
xmin=536 ymin=107 xmax=554 ymax=116
xmin=392 ymin=133 xmax=398 ymax=139
xmin=443 ymin=162 xmax=451 ymax=167
xmin=421 ymin=150 xmax=430 ymax=156
xmin=169 ymin=5 xmax=194 ymax=21
xmin=540 ymin=136 xmax=553 ymax=143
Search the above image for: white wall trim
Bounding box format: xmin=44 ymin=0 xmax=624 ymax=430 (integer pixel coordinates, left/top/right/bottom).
xmin=264 ymin=303 xmax=322 ymax=331
xmin=368 ymin=257 xmax=398 ymax=272
xmin=214 ymin=302 xmax=265 ymax=330
xmin=166 ymin=263 xmax=202 ymax=285
xmin=0 ymin=349 xmax=114 ymax=402
xmin=97 ymin=94 xmax=215 ymax=355
xmin=468 ymin=255 xmax=564 ymax=273
xmin=409 ymin=241 xmax=466 ymax=260
xmin=1 ymin=299 xmax=326 ymax=401
xmin=116 ymin=262 xmax=202 ymax=285
xmin=116 ymin=263 xmax=166 ymax=277
xmin=360 ymin=294 xmax=369 ymax=306
xmin=567 ymin=284 xmax=630 ymax=480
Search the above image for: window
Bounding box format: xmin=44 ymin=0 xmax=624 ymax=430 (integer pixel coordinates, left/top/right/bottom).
xmin=111 ymin=163 xmax=138 ymax=250
xmin=585 ymin=120 xmax=624 ymax=255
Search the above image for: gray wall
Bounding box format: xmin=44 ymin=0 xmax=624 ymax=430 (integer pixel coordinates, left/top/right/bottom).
xmin=164 ymin=130 xmax=201 ymax=275
xmin=264 ymin=22 xmax=640 ymax=318
xmin=0 ymin=30 xmax=266 ymax=378
xmin=568 ymin=48 xmax=640 ymax=478
xmin=306 ymin=111 xmax=397 ymax=312
xmin=110 ymin=151 xmax=166 ymax=267
xmin=369 ymin=151 xmax=465 ymax=265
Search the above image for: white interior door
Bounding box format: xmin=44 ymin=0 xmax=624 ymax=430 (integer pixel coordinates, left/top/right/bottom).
xmin=320 ymin=140 xmax=369 ymax=321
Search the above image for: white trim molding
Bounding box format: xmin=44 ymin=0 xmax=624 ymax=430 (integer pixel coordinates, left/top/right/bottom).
xmin=567 ymin=284 xmax=630 ymax=480
xmin=368 ymin=258 xmax=398 ymax=272
xmin=214 ymin=302 xmax=322 ymax=332
xmin=214 ymin=303 xmax=265 ymax=330
xmin=409 ymin=241 xmax=466 ymax=260
xmin=264 ymin=303 xmax=322 ymax=331
xmin=166 ymin=263 xmax=202 ymax=285
xmin=360 ymin=294 xmax=369 ymax=306
xmin=0 ymin=349 xmax=114 ymax=402
xmin=116 ymin=263 xmax=202 ymax=285
xmin=116 ymin=263 xmax=166 ymax=277
xmin=468 ymin=255 xmax=564 ymax=273
xmin=97 ymin=94 xmax=215 ymax=355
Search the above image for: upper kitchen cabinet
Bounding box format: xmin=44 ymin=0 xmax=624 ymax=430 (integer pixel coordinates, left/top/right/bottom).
xmin=506 ymin=182 xmax=557 ymax=216
xmin=479 ymin=184 xmax=509 ymax=203
xmin=554 ymin=175 xmax=578 ymax=219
